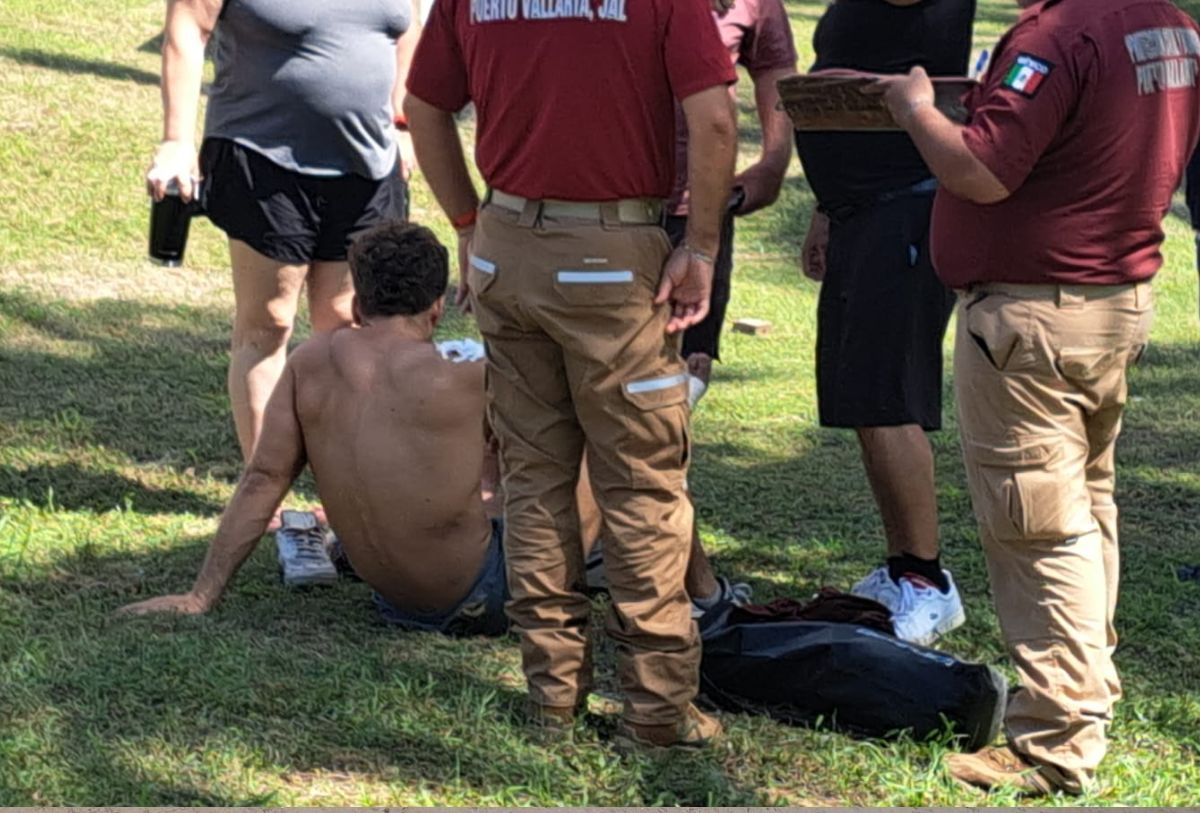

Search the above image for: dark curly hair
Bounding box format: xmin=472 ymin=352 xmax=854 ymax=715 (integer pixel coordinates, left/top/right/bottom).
xmin=348 ymin=222 xmax=450 ymax=318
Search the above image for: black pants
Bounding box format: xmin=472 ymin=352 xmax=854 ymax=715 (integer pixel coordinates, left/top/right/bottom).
xmin=665 ymin=211 xmax=736 ymax=361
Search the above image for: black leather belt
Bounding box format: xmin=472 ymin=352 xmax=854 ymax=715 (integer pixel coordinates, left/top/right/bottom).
xmin=821 ymin=177 xmax=939 ymax=225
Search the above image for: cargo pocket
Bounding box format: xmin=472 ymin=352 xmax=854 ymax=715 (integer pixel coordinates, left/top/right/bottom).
xmin=553 ymin=268 xmax=638 ymax=307
xmin=618 ymin=370 xmax=690 ymax=490
xmin=967 ymin=439 xmax=1091 ymax=542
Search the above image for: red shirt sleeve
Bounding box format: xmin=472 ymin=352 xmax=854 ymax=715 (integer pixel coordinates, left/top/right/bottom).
xmin=406 ymin=0 xmax=470 ymax=112
xmin=962 ymin=24 xmax=1093 ymax=193
xmin=742 ymin=0 xmax=798 ymax=75
xmin=665 ymin=0 xmax=738 ymax=101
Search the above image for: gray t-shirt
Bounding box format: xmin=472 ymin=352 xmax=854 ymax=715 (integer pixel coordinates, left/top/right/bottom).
xmin=205 ymin=0 xmax=410 ymax=180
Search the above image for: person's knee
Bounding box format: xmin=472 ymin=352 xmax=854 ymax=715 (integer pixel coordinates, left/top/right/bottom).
xmin=232 ymin=302 xmax=295 ymax=353
xmin=308 ymin=291 xmax=354 ymax=332
xmin=306 ymin=263 xmax=355 ymax=332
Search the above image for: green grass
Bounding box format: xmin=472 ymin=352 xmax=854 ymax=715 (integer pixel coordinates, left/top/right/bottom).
xmin=1 ymin=0 xmax=1199 ymax=805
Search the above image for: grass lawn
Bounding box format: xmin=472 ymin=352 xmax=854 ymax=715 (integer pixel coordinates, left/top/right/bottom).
xmin=2 ymin=0 xmax=1199 ymax=805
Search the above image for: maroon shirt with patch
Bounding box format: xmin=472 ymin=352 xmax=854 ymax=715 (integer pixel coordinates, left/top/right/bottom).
xmin=407 ymin=0 xmax=735 ymax=202
xmin=667 ymin=0 xmax=798 ymax=215
xmin=931 ymin=0 xmax=1200 ymax=288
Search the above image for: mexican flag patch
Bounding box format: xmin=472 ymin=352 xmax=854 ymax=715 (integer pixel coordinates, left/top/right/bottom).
xmin=1001 ymin=53 xmax=1053 ymax=97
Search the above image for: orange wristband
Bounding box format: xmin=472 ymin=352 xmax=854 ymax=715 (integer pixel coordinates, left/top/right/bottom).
xmin=451 ymin=209 xmax=478 ymax=230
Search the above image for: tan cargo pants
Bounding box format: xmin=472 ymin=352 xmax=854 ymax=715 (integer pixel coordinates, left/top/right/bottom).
xmin=955 ymin=281 xmax=1153 ymax=792
xmin=468 ymin=197 xmax=699 ymax=726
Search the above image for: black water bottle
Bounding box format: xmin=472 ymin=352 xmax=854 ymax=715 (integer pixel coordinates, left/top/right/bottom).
xmin=148 ymin=179 xmax=201 ymax=266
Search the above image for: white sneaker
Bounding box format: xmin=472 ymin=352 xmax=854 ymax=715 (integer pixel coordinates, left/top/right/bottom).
xmin=275 ymin=510 xmax=338 ymax=588
xmin=851 ymin=565 xmax=902 ymax=612
xmin=891 ymin=571 xmax=966 ymax=646
xmin=687 ymin=374 xmax=708 ymax=409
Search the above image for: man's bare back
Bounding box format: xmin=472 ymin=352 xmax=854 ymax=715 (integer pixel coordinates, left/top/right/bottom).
xmin=116 ymin=319 xmax=498 ymax=623
xmin=294 ymin=323 xmax=493 ymax=613
xmin=116 ymin=221 xmax=507 ymax=624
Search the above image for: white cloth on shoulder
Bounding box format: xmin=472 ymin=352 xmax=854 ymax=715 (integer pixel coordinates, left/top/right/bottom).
xmin=435 ymin=338 xmax=486 ymax=363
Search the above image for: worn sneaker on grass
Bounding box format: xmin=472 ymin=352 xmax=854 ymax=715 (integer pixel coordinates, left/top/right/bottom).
xmin=852 ymin=566 xmax=965 ymax=646
xmin=945 ymin=745 xmax=1057 ymax=797
xmin=615 ymin=704 xmax=723 ymax=752
xmin=275 ymin=510 xmax=338 ymax=588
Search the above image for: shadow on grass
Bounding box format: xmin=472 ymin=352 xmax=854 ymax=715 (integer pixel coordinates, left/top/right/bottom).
xmin=0 ymin=536 xmax=758 ymax=805
xmin=0 ymin=463 xmax=222 ymax=516
xmin=0 ymin=46 xmax=160 ymax=86
xmin=0 ymin=289 xmax=332 ymax=506
xmin=0 ymin=290 xmax=236 ymax=470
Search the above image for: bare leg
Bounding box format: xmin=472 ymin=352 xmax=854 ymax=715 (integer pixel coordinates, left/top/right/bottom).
xmin=856 ymin=425 xmax=940 ymax=560
xmin=306 ymin=260 xmax=356 ymax=332
xmin=228 ymin=240 xmax=308 ymax=461
xmin=682 ymin=354 xmax=718 ymax=598
xmin=303 ymin=260 xmax=355 ymax=524
xmin=576 ymin=458 xmax=603 ymax=558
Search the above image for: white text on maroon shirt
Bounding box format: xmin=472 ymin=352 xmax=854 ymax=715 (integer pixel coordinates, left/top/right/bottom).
xmin=1124 ymin=27 xmax=1200 ymax=95
xmin=470 ymin=0 xmax=627 ymax=24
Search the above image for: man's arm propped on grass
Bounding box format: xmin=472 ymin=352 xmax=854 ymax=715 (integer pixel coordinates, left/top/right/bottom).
xmin=118 ymin=361 xmax=309 ymax=616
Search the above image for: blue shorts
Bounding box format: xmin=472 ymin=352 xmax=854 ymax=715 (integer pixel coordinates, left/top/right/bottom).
xmin=373 ymin=519 xmax=509 ymax=637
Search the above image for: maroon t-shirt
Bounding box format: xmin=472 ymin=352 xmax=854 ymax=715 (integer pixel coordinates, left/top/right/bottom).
xmin=407 ymin=0 xmax=736 ymax=202
xmin=931 ymin=0 xmax=1200 ymax=288
xmin=668 ymin=0 xmax=798 ymax=215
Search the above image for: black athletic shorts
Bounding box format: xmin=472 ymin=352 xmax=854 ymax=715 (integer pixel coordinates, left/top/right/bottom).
xmin=817 ymin=193 xmax=954 ymax=431
xmin=199 ymin=138 xmax=408 ymax=264
xmin=666 ymin=209 xmax=736 ymax=361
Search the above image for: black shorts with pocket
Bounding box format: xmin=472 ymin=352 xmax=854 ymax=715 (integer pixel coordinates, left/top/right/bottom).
xmin=817 ymin=192 xmax=954 ymax=431
xmin=199 ymin=138 xmax=408 ymax=264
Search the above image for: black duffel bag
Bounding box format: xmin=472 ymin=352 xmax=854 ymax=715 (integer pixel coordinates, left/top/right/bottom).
xmin=699 ymin=618 xmax=1007 ymax=751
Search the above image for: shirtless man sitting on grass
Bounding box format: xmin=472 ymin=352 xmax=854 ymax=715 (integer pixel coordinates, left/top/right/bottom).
xmin=119 ymin=222 xmax=743 ymax=636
